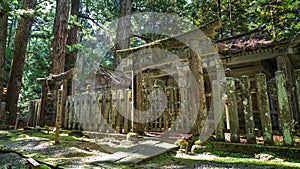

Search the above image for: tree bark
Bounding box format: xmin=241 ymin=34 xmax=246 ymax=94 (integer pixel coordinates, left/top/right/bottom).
xmin=114 ymin=0 xmax=132 ymax=68
xmin=65 ymin=0 xmax=79 ymax=94
xmin=61 ymin=0 xmax=79 ymax=128
xmin=5 ymin=0 xmax=37 ymax=122
xmin=51 ymin=0 xmax=70 ymax=74
xmin=0 ymin=0 xmax=9 ymax=102
xmin=50 ymin=0 xmax=69 ymax=140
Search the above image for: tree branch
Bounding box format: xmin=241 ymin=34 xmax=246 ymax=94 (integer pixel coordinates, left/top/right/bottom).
xmin=78 ymin=14 xmax=108 ymax=31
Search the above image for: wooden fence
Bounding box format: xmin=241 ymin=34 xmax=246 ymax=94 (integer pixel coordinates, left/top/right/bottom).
xmin=63 ymin=87 xmax=184 ymax=133
xmin=27 ymin=70 xmax=300 ymax=145
xmin=211 ymin=71 xmax=299 ymax=146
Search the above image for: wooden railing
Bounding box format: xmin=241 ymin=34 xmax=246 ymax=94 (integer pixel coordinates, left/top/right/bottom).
xmin=27 ymin=69 xmax=300 ymax=146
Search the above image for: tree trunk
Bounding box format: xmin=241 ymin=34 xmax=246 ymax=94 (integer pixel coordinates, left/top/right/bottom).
xmin=0 ymin=0 xmax=9 ymax=102
xmin=51 ymin=0 xmax=70 ymax=74
xmin=5 ymin=0 xmax=37 ymax=122
xmin=65 ymin=0 xmax=79 ymax=95
xmin=50 ymin=0 xmax=69 ymax=141
xmin=61 ymin=0 xmax=79 ymax=128
xmin=114 ymin=0 xmax=132 ymax=68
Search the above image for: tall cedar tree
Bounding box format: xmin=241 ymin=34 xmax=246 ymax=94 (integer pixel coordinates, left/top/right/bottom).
xmin=51 ymin=0 xmax=69 ymax=74
xmin=0 ymin=0 xmax=9 ymax=102
xmin=65 ymin=0 xmax=79 ymax=95
xmin=5 ymin=0 xmax=37 ymax=121
xmin=114 ymin=0 xmax=131 ymax=68
xmin=51 ymin=0 xmax=69 ymax=143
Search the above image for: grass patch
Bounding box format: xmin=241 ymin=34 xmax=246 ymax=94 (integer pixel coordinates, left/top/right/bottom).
xmin=39 ymin=164 xmax=51 ymax=169
xmin=207 ymin=142 xmax=300 ymax=162
xmin=138 ymin=151 xmax=300 ymax=169
xmin=30 ymin=132 xmax=78 ymax=141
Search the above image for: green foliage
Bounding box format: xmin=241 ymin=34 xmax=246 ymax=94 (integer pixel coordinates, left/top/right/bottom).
xmin=2 ymin=0 xmax=298 ymax=111
xmin=18 ymin=0 xmax=55 ymax=111
xmin=39 ymin=164 xmax=51 ymax=169
xmin=246 ymin=0 xmax=299 ymax=40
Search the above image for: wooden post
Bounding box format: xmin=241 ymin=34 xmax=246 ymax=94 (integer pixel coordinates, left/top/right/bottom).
xmin=226 ymin=77 xmax=240 ymax=143
xmin=275 ymin=71 xmax=293 ymax=146
xmin=295 ymin=70 xmax=300 ymax=123
xmin=38 ymin=84 xmax=47 ymax=126
xmin=55 ymin=85 xmax=63 ymax=143
xmin=87 ymin=94 xmax=92 ymax=131
xmin=256 ymin=73 xmax=273 ymax=145
xmin=98 ymin=93 xmax=104 ymax=132
xmin=128 ymin=90 xmax=133 ymax=132
xmin=116 ymin=90 xmax=123 ymax=133
xmin=92 ymin=94 xmax=99 ymax=132
xmin=104 ymin=92 xmax=110 ymax=132
xmin=124 ymin=89 xmax=130 ymax=133
xmin=80 ymin=94 xmax=85 ymax=130
xmin=28 ymin=101 xmax=34 ymax=127
xmin=241 ymin=75 xmax=256 ymax=144
xmin=111 ymin=90 xmax=116 ymax=130
xmin=68 ymin=96 xmax=74 ymax=130
xmin=64 ymin=96 xmax=70 ymax=129
xmin=116 ymin=90 xmax=122 ymax=133
xmin=164 ymin=88 xmax=171 ymax=131
xmin=213 ymin=80 xmax=225 ymax=141
xmin=90 ymin=94 xmax=96 ymax=131
xmin=61 ymin=79 xmax=68 ymax=128
xmin=73 ymin=96 xmax=79 ymax=130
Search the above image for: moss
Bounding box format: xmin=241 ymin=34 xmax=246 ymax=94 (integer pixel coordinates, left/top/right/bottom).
xmin=208 ymin=142 xmax=300 ymax=162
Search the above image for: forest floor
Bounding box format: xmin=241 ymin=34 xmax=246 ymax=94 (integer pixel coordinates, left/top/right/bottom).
xmin=1 ymin=129 xmax=300 ymax=168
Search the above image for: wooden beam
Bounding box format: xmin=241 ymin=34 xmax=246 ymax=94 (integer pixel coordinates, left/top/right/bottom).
xmin=123 ymin=58 xmax=189 ymax=73
xmin=37 ymin=68 xmax=75 ymax=84
xmin=222 ymin=49 xmax=287 ymax=66
xmin=117 ymin=19 xmax=221 ymax=57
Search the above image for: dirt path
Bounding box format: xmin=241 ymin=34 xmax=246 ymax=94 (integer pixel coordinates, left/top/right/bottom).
xmin=0 ymin=131 xmax=111 ymax=168
xmin=1 ymin=130 xmax=300 ymax=169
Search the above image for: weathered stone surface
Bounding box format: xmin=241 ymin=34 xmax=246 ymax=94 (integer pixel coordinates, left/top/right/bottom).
xmin=225 ymin=77 xmax=239 ymax=143
xmin=212 ymin=80 xmax=225 ymax=141
xmin=275 ymin=71 xmax=293 ymax=146
xmin=256 ymin=73 xmax=273 ymax=145
xmin=241 ymin=75 xmax=255 ymax=144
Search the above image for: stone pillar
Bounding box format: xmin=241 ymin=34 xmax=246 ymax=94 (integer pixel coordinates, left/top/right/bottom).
xmin=55 ymin=85 xmax=63 ymax=143
xmin=276 ymin=71 xmax=293 ymax=146
xmin=226 ymin=77 xmax=239 ymax=143
xmin=241 ymin=75 xmax=256 ymax=144
xmin=213 ymin=80 xmax=225 ymax=141
xmin=295 ymin=70 xmax=300 ymax=124
xmin=256 ymin=73 xmax=273 ymax=145
xmin=276 ymin=55 xmax=293 ymax=81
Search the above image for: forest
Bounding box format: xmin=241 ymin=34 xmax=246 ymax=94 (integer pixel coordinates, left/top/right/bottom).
xmin=0 ymin=0 xmax=299 ymax=119
xmin=0 ymin=0 xmax=300 ymax=168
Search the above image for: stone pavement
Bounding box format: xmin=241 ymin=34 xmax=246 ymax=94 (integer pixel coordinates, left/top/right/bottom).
xmin=93 ymin=140 xmax=178 ymax=166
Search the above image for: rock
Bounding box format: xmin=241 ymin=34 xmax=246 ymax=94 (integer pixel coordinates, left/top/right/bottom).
xmin=255 ymin=153 xmax=274 ymax=161
xmin=68 ymin=130 xmax=84 ymax=137
xmin=34 ymin=126 xmax=41 ymax=131
xmin=126 ymin=132 xmax=138 ymax=140
xmin=191 ymin=145 xmax=206 ymax=154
